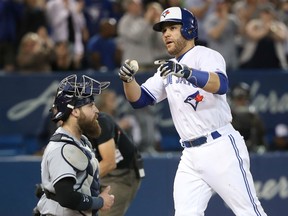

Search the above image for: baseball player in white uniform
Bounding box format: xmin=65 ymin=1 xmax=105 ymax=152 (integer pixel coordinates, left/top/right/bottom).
xmin=118 ymin=6 xmax=267 ymax=216
xmin=36 ymin=75 xmax=114 ymax=216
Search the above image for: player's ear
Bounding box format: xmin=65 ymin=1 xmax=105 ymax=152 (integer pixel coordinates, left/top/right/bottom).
xmin=71 ymin=108 xmax=80 ymax=118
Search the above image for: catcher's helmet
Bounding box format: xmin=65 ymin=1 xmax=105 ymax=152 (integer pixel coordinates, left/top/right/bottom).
xmin=153 ymin=7 xmax=198 ymax=40
xmin=51 ymin=74 xmax=110 ymax=122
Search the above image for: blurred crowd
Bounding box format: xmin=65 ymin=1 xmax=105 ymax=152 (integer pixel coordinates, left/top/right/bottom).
xmin=1 ymin=0 xmax=288 ymax=75
xmin=1 ymin=0 xmax=288 ymax=154
xmin=228 ymin=82 xmax=288 ymax=154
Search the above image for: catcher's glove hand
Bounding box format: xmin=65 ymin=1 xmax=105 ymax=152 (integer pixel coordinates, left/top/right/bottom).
xmin=119 ymin=59 xmax=139 ymax=83
xmin=154 ymin=60 xmax=191 ymax=79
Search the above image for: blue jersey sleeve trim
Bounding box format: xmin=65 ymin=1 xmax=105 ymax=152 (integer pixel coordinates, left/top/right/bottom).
xmin=215 ymin=72 xmax=228 ymax=95
xmin=130 ymin=87 xmax=156 ymax=109
xmin=141 ymin=86 xmax=157 ymax=101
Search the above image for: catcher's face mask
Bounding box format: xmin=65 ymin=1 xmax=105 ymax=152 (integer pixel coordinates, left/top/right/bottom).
xmin=51 ymin=74 xmax=110 ymax=122
xmin=59 ymin=74 xmax=110 ymax=97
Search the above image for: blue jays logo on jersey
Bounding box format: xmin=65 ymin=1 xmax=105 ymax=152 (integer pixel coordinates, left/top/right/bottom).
xmin=162 ymin=10 xmax=170 ymax=18
xmin=184 ymin=91 xmax=204 ymax=111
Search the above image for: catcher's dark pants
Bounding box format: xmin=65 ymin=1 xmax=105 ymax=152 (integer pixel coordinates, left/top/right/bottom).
xmin=99 ymin=168 xmax=141 ymax=216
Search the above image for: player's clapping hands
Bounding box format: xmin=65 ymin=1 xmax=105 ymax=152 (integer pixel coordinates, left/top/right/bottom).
xmin=154 ymin=60 xmax=191 ymax=79
xmin=119 ymin=59 xmax=139 ymax=83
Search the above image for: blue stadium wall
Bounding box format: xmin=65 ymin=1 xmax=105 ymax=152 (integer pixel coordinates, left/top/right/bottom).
xmin=0 ymin=70 xmax=287 ymax=154
xmin=0 ymin=152 xmax=288 ymax=215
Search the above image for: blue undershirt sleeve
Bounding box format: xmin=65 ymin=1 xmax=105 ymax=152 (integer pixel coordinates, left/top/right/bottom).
xmin=215 ymin=72 xmax=228 ymax=95
xmin=130 ymin=88 xmax=155 ymax=109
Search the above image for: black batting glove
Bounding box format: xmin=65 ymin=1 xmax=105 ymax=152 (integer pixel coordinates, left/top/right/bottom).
xmin=119 ymin=59 xmax=138 ymax=83
xmin=154 ymin=60 xmax=191 ymax=79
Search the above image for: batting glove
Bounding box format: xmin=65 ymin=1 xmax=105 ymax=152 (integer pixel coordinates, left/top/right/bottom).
xmin=154 ymin=60 xmax=191 ymax=79
xmin=119 ymin=59 xmax=138 ymax=83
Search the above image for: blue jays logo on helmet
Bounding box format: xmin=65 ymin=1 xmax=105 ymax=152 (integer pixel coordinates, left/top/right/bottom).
xmin=184 ymin=91 xmax=204 ymax=111
xmin=153 ymin=7 xmax=198 ymax=40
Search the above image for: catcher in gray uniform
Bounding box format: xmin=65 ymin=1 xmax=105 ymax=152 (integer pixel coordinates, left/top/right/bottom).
xmin=36 ymin=74 xmax=114 ymax=216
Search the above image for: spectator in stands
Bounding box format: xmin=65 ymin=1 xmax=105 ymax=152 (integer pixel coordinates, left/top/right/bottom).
xmin=204 ymin=0 xmax=240 ymax=72
xmin=0 ymin=0 xmax=22 ymax=73
xmin=229 ymin=82 xmax=267 ymax=153
xmin=16 ymin=32 xmax=53 ymax=73
xmin=18 ymin=0 xmax=48 ymax=45
xmin=232 ymin=0 xmax=261 ymax=55
xmin=183 ymin=0 xmax=217 ymax=46
xmin=278 ymin=0 xmax=288 ymax=62
xmin=269 ymin=123 xmax=288 ymax=151
xmin=160 ymin=0 xmax=182 ymax=10
xmin=45 ymin=0 xmax=87 ymax=70
xmin=51 ymin=41 xmax=78 ymax=72
xmin=86 ymin=18 xmax=122 ymax=72
xmin=117 ymin=0 xmax=166 ymax=72
xmin=148 ymin=2 xmax=170 ymax=62
xmin=232 ymin=0 xmax=260 ymax=34
xmin=239 ymin=3 xmax=288 ymax=70
xmin=278 ymin=0 xmax=288 ymax=25
xmin=83 ymin=0 xmax=123 ymax=37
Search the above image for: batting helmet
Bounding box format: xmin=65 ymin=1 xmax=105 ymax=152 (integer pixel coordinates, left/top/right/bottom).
xmin=51 ymin=74 xmax=110 ymax=122
xmin=153 ymin=7 xmax=198 ymax=40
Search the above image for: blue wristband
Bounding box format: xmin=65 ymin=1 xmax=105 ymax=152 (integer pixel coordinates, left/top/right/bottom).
xmin=92 ymin=196 xmax=104 ymax=210
xmin=187 ymin=69 xmax=209 ymax=88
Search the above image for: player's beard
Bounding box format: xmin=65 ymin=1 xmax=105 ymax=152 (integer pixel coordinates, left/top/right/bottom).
xmin=78 ymin=110 xmax=101 ymax=139
xmin=167 ymin=37 xmax=187 ymax=56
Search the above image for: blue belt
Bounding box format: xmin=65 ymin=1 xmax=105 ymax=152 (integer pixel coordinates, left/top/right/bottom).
xmin=182 ymin=131 xmax=221 ymax=148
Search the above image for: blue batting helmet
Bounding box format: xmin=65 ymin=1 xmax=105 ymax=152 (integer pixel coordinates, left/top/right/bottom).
xmin=51 ymin=74 xmax=110 ymax=122
xmin=153 ymin=7 xmax=198 ymax=40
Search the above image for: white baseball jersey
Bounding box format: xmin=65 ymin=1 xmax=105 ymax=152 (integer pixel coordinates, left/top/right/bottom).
xmin=142 ymin=45 xmax=232 ymax=142
xmin=37 ymin=127 xmax=100 ymax=216
xmin=141 ymin=45 xmax=267 ymax=216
